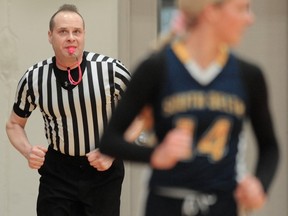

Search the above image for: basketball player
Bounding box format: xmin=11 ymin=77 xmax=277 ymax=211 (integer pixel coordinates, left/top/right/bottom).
xmin=99 ymin=0 xmax=279 ymax=215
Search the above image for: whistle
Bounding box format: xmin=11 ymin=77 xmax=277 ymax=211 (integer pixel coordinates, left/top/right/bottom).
xmin=68 ymin=47 xmax=75 ymax=54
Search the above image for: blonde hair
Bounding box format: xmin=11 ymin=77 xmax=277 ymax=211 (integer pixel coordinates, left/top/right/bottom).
xmin=154 ymin=0 xmax=226 ymax=50
xmin=177 ymin=0 xmax=225 ymax=20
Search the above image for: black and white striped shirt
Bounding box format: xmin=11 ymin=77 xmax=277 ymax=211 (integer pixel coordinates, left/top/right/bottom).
xmin=13 ymin=51 xmax=130 ymax=156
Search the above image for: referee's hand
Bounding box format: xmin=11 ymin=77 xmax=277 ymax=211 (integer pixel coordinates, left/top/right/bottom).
xmin=86 ymin=149 xmax=114 ymax=171
xmin=26 ymin=145 xmax=47 ymax=169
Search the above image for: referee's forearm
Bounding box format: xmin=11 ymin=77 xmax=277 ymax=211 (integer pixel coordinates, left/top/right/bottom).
xmin=6 ymin=119 xmax=32 ymax=159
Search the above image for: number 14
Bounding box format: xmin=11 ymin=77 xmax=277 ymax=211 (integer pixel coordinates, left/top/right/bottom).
xmin=175 ymin=117 xmax=232 ymax=162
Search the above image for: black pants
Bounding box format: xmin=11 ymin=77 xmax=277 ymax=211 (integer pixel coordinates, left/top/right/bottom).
xmin=37 ymin=147 xmax=124 ymax=216
xmin=145 ymin=188 xmax=237 ymax=216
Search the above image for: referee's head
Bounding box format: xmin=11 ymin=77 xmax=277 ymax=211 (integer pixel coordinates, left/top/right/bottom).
xmin=49 ymin=4 xmax=85 ymax=32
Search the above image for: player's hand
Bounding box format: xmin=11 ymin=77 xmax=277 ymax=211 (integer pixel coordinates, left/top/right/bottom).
xmin=234 ymin=175 xmax=267 ymax=212
xmin=26 ymin=145 xmax=47 ymax=169
xmin=86 ymin=149 xmax=114 ymax=171
xmin=151 ymin=128 xmax=192 ymax=169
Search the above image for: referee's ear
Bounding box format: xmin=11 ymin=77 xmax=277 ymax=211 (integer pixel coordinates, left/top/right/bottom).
xmin=48 ymin=30 xmax=52 ymax=44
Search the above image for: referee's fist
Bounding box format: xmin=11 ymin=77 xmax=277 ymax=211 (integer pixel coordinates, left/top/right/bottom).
xmin=26 ymin=145 xmax=47 ymax=169
xmin=86 ymin=149 xmax=114 ymax=171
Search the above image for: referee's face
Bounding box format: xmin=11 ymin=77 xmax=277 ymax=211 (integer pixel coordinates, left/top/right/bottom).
xmin=48 ymin=11 xmax=85 ymax=64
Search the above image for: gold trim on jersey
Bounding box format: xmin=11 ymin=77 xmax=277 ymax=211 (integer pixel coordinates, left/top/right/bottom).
xmin=171 ymin=40 xmax=229 ymax=67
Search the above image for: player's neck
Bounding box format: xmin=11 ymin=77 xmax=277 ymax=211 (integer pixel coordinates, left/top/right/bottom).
xmin=183 ymin=31 xmax=226 ymax=69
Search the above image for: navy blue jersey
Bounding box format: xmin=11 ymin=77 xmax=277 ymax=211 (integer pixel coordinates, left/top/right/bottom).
xmin=150 ymin=46 xmax=248 ymax=192
xmin=100 ymin=43 xmax=279 ymax=193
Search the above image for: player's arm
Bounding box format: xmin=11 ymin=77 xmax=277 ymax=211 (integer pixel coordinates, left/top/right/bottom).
xmin=100 ymin=51 xmax=191 ymax=169
xmin=248 ymin=65 xmax=279 ymax=192
xmin=100 ymin=53 xmax=165 ymax=162
xmin=6 ymin=111 xmax=47 ymax=169
xmin=236 ymin=61 xmax=280 ymax=211
xmin=239 ymin=60 xmax=279 ymax=191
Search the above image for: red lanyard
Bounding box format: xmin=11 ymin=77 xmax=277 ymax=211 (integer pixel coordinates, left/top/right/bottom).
xmin=67 ymin=64 xmax=82 ymax=85
xmin=57 ymin=51 xmax=83 ymax=86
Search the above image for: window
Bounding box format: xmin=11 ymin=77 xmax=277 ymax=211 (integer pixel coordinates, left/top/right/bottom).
xmin=157 ymin=0 xmax=177 ymax=35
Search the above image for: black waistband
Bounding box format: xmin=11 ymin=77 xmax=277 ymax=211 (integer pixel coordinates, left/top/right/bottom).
xmin=47 ymin=146 xmax=89 ymax=166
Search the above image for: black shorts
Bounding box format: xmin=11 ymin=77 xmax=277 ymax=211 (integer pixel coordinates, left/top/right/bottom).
xmin=37 ymin=147 xmax=124 ymax=216
xmin=145 ymin=187 xmax=237 ymax=216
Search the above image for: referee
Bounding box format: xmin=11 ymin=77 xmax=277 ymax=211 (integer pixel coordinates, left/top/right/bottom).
xmin=6 ymin=4 xmax=130 ymax=216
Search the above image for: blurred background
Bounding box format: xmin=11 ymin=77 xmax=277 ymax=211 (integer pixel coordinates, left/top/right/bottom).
xmin=0 ymin=0 xmax=287 ymax=215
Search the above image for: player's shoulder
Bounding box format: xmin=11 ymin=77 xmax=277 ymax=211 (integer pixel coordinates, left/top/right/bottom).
xmin=136 ymin=47 xmax=167 ymax=72
xmin=232 ymin=54 xmax=267 ymax=92
xmin=233 ymin=54 xmax=263 ymax=77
